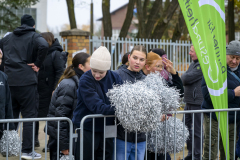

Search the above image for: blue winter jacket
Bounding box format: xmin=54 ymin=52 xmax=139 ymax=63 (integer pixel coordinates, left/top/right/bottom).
xmin=72 ymin=70 xmax=123 ymax=132
xmin=201 ymin=66 xmax=240 ymax=123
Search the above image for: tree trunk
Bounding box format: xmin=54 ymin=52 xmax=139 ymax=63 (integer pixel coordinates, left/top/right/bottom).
xmin=151 ymin=0 xmax=179 ymax=39
xmin=142 ymin=0 xmax=150 ymax=23
xmin=136 ymin=0 xmax=145 ymax=38
xmin=119 ymin=0 xmax=135 ymax=38
xmin=228 ymin=0 xmax=235 ymax=42
xmin=145 ymin=0 xmax=162 ymax=38
xmin=66 ymin=0 xmax=77 ymax=29
xmin=102 ymin=0 xmax=112 ymax=38
xmin=172 ymin=9 xmax=186 ymax=42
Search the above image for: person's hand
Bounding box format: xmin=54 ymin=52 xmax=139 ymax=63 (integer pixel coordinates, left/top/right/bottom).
xmin=234 ymin=86 xmax=240 ymax=96
xmin=162 ymin=58 xmax=176 ymax=75
xmin=27 ymin=63 xmax=39 ymax=72
xmin=62 ymin=149 xmax=69 ymax=155
xmin=161 ymin=114 xmax=169 ymax=121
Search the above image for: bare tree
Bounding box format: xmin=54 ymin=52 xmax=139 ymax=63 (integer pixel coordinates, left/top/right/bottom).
xmin=172 ymin=9 xmax=186 ymax=42
xmin=151 ymin=0 xmax=179 ymax=39
xmin=66 ymin=0 xmax=77 ymax=29
xmin=119 ymin=0 xmax=136 ymax=38
xmin=228 ymin=0 xmax=235 ymax=41
xmin=102 ymin=0 xmax=112 ymax=38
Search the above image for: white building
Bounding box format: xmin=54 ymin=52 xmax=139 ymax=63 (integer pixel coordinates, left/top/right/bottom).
xmin=0 ymin=0 xmax=47 ymax=37
xmin=31 ymin=0 xmax=48 ymax=32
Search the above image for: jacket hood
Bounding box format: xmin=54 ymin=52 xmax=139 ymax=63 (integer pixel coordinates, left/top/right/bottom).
xmin=118 ymin=64 xmax=128 ymax=70
xmin=71 ymin=75 xmax=79 ymax=88
xmin=48 ymin=38 xmax=63 ymax=54
xmin=121 ymin=67 xmax=145 ymax=80
xmin=13 ymin=24 xmax=35 ymax=36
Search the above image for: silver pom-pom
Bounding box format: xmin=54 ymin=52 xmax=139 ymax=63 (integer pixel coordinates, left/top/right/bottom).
xmin=60 ymin=155 xmax=75 ymax=160
xmin=147 ymin=117 xmax=189 ymax=154
xmin=0 ymin=130 xmax=21 ymax=156
xmin=107 ymin=81 xmax=162 ymax=132
xmin=142 ymin=73 xmax=180 ymax=112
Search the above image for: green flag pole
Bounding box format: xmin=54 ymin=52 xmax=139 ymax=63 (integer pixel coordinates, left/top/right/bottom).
xmin=178 ymin=0 xmax=229 ymax=159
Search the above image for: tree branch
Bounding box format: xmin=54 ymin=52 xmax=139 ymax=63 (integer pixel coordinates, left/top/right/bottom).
xmin=151 ymin=0 xmax=179 ymax=39
xmin=119 ymin=0 xmax=135 ymax=38
xmin=145 ymin=0 xmax=162 ymax=38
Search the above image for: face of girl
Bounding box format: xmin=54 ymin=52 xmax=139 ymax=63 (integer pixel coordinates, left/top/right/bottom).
xmin=150 ymin=60 xmax=163 ymax=73
xmin=91 ymin=68 xmax=107 ymax=81
xmin=128 ymin=50 xmax=146 ymax=72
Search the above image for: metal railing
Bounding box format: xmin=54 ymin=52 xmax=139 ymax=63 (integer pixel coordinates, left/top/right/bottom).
xmin=78 ymin=108 xmax=240 ymax=160
xmin=90 ymin=36 xmax=192 ymax=74
xmin=0 ymin=117 xmax=74 ymax=160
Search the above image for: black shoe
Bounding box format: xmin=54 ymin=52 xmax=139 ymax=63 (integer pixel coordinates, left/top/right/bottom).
xmin=42 ymin=147 xmax=50 ymax=152
xmin=35 ymin=140 xmax=40 ymax=147
xmin=181 ymin=155 xmax=192 ymax=160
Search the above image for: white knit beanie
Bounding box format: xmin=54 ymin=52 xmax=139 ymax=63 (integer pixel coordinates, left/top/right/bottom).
xmin=90 ymin=46 xmax=111 ymax=71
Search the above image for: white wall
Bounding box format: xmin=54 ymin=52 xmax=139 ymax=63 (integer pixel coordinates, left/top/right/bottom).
xmin=31 ymin=0 xmax=48 ymax=32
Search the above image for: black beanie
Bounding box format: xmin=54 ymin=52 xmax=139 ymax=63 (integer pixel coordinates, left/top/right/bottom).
xmin=21 ymin=14 xmax=35 ymax=27
xmin=151 ymin=48 xmax=166 ymax=57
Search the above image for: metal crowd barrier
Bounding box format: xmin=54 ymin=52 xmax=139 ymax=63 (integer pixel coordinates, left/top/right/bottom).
xmin=0 ymin=117 xmax=74 ymax=160
xmin=79 ymin=108 xmax=240 ymax=160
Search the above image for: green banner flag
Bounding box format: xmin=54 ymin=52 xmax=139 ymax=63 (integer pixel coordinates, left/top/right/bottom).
xmin=178 ymin=0 xmax=229 ymax=158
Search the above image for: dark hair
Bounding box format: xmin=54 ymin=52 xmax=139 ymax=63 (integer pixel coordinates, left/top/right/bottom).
xmin=151 ymin=48 xmax=166 ymax=57
xmin=122 ymin=52 xmax=130 ymax=65
xmin=40 ymin=32 xmax=55 ymax=47
xmin=130 ymin=45 xmax=147 ymax=58
xmin=57 ymin=52 xmax=90 ymax=86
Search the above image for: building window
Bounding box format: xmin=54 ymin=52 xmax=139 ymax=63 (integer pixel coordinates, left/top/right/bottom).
xmin=0 ymin=8 xmax=36 ymax=37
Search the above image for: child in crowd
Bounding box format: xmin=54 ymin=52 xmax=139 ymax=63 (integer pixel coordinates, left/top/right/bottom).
xmin=72 ymin=46 xmax=123 ymax=160
xmin=115 ymin=45 xmax=147 ymax=160
xmin=118 ymin=52 xmax=130 ymax=70
xmin=142 ymin=51 xmax=173 ymax=160
xmin=47 ymin=52 xmax=91 ymax=160
xmin=0 ymin=49 xmax=14 ymax=139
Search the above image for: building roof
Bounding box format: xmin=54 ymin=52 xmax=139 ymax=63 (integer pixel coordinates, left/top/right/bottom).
xmin=97 ymin=3 xmax=128 ymax=21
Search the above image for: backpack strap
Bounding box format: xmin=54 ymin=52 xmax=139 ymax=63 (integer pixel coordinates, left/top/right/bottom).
xmin=227 ymin=70 xmax=240 ymax=83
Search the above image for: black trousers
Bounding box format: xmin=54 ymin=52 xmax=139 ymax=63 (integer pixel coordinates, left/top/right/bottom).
xmin=183 ymin=103 xmax=203 ymax=159
xmin=10 ymin=84 xmax=39 ymax=153
xmin=49 ymin=136 xmax=62 ymax=160
xmin=74 ymin=127 xmax=114 ymax=160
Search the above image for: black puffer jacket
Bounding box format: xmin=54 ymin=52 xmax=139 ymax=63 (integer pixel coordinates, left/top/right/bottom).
xmin=0 ymin=25 xmax=48 ymax=86
xmin=37 ymin=38 xmax=65 ymax=117
xmin=0 ymin=71 xmax=15 ymax=130
xmin=47 ymin=74 xmax=79 ymax=151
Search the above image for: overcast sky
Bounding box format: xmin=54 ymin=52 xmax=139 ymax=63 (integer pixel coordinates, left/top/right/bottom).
xmin=47 ymin=0 xmax=129 ymax=32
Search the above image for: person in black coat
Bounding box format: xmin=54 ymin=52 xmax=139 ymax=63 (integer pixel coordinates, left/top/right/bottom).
xmin=47 ymin=52 xmax=91 ymax=160
xmin=35 ymin=32 xmax=65 ymax=147
xmin=0 ymin=67 xmax=15 ymax=138
xmin=202 ymin=41 xmax=240 ymax=160
xmin=0 ymin=14 xmax=48 ymax=159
